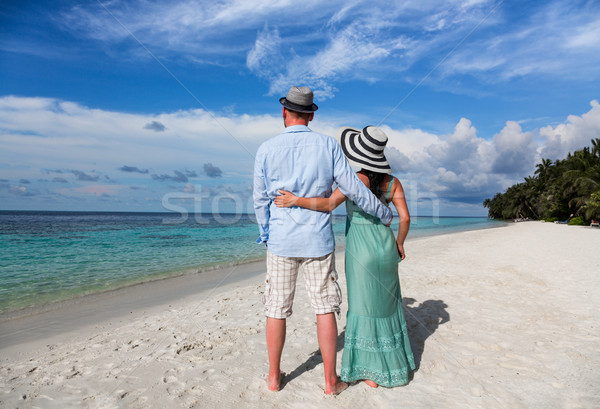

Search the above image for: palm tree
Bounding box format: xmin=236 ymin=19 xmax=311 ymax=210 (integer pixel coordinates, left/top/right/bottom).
xmin=483 ymin=138 xmax=600 ymax=221
xmin=563 ymin=145 xmax=600 ymax=216
xmin=591 ymin=138 xmax=600 ymax=158
xmin=534 ymin=158 xmax=553 ymax=184
xmin=584 ymin=191 xmax=600 ymax=220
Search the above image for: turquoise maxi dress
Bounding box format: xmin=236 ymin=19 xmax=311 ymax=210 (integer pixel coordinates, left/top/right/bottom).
xmin=340 ymin=177 xmax=416 ymax=387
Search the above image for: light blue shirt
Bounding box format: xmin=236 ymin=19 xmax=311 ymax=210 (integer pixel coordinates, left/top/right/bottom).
xmin=253 ymin=125 xmax=393 ymax=257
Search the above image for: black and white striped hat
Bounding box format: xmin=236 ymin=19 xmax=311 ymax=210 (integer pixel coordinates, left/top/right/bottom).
xmin=337 ymin=126 xmax=392 ymax=174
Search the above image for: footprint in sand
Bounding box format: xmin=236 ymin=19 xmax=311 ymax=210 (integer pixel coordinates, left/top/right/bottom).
xmin=163 ymin=373 xmax=186 ymax=395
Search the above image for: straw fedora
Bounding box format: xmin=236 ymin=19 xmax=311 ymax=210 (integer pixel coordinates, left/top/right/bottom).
xmin=337 ymin=126 xmax=392 ymax=174
xmin=279 ymin=86 xmax=319 ymax=113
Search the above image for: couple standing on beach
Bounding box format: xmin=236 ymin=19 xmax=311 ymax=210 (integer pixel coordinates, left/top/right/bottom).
xmin=253 ymin=86 xmax=415 ymax=394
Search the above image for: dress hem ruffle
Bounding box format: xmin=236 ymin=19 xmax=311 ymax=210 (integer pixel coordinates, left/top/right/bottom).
xmin=341 ymin=365 xmax=412 ymax=388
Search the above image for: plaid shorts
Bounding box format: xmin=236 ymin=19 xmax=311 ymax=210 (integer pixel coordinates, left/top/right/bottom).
xmin=263 ymin=250 xmax=342 ymax=319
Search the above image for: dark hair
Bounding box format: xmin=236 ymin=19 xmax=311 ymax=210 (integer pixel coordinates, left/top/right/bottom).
xmin=363 ymin=169 xmax=387 ymax=199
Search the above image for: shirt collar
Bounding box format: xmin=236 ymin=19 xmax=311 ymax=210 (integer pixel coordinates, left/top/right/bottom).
xmin=283 ymin=125 xmax=311 ymax=133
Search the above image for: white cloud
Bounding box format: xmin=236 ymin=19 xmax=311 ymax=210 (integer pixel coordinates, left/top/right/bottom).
xmin=539 ymin=100 xmax=600 ymax=160
xmin=2 ymin=96 xmax=599 ymax=212
xmin=567 ymin=20 xmax=600 ymax=49
xmin=386 ymin=146 xmax=411 ymax=173
xmin=183 ymin=183 xmax=196 ymax=193
xmin=402 ymin=99 xmax=600 ymax=205
xmin=491 ymin=121 xmax=538 ymax=175
xmin=246 ymin=25 xmax=283 ymax=73
xmin=443 ymin=2 xmax=600 ymax=82
xmin=0 ymin=96 xmax=279 ymax=199
xmin=254 ymin=24 xmax=402 ymax=97
xmin=60 ymin=0 xmax=323 ymax=54
xmin=384 ymin=126 xmax=439 ymax=156
xmin=52 ymin=1 xmax=493 ymax=96
xmin=40 ymin=1 xmax=597 ymax=99
xmin=308 ymin=27 xmax=396 ymax=77
xmin=425 ymin=118 xmax=481 ymax=170
xmin=390 ymin=117 xmax=540 ymax=203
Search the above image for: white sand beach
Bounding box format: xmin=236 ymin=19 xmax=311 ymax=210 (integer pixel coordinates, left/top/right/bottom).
xmin=1 ymin=222 xmax=599 ymax=409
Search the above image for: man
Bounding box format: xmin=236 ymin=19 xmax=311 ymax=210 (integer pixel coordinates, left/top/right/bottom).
xmin=253 ymin=86 xmax=392 ymax=395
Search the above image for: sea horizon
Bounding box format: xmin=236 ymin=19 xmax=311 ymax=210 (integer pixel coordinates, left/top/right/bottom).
xmin=0 ymin=209 xmax=490 ymax=217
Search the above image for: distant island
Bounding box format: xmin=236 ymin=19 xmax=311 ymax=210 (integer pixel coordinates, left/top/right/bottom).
xmin=484 ymin=138 xmax=600 ymax=225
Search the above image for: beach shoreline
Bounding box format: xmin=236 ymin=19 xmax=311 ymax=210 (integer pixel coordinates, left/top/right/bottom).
xmin=0 ymin=212 xmax=503 ymax=318
xmin=0 ymin=258 xmax=268 ymax=351
xmin=1 ymin=222 xmax=598 ymax=409
xmin=0 ymin=218 xmax=507 ymax=321
xmin=0 ymin=220 xmax=508 ymax=342
xmin=0 ymin=256 xmax=267 ymax=322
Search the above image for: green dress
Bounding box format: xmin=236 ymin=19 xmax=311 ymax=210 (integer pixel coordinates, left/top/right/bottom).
xmin=340 ymin=177 xmax=416 ymax=387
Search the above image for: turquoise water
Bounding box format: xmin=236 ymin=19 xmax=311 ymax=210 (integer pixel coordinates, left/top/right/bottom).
xmin=0 ymin=211 xmax=504 ymax=314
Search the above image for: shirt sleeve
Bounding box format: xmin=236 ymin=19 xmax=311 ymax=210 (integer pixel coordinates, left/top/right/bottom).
xmin=253 ymin=151 xmax=270 ymax=244
xmin=331 ymin=143 xmax=393 ymax=225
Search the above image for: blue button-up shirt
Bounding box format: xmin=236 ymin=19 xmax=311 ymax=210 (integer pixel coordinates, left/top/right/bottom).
xmin=253 ymin=125 xmax=393 ymax=257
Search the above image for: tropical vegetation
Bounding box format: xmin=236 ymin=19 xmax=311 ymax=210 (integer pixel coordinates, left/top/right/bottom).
xmin=483 ymin=138 xmax=600 ymax=222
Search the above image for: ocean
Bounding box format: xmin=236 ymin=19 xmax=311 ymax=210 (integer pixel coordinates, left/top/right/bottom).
xmin=0 ymin=211 xmax=504 ymax=315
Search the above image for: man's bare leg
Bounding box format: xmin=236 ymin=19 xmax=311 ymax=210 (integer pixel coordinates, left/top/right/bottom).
xmin=266 ymin=317 xmax=286 ymax=391
xmin=316 ymin=312 xmax=348 ymax=395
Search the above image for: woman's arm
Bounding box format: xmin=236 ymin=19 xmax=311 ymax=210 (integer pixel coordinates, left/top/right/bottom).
xmin=274 ymin=188 xmax=347 ymax=212
xmin=390 ymin=178 xmax=410 ymax=260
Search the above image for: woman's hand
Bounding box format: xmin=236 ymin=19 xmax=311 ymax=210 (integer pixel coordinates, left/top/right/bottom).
xmin=274 ymin=190 xmax=298 ymax=208
xmin=397 ymin=242 xmax=406 ymax=260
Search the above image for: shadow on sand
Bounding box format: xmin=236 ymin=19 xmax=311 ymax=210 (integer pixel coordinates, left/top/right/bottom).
xmin=284 ymin=298 xmax=449 ymax=388
xmin=283 ymin=329 xmax=347 ymax=388
xmin=403 ymin=298 xmax=450 ymax=370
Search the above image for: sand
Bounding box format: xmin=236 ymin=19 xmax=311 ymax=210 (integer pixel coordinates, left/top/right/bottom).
xmin=1 ymin=222 xmax=599 ymax=409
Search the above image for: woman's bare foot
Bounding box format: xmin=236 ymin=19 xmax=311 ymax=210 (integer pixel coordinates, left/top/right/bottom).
xmin=363 ymin=379 xmax=378 ymax=388
xmin=324 ymin=378 xmax=349 ymax=395
xmin=266 ymin=371 xmax=284 ymax=391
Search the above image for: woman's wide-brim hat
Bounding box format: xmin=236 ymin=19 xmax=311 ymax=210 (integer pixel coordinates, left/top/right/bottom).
xmin=279 ymin=86 xmax=319 ymax=113
xmin=337 ymin=126 xmax=392 ymax=174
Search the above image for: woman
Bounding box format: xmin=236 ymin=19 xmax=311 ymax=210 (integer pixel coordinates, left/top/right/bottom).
xmin=274 ymin=126 xmax=415 ymax=388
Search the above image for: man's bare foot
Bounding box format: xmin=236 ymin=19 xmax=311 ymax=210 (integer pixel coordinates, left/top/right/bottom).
xmin=266 ymin=371 xmax=284 ymax=391
xmin=324 ymin=378 xmax=349 ymax=395
xmin=363 ymin=379 xmax=378 ymax=388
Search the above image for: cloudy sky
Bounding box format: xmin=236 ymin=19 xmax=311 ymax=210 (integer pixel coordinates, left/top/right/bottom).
xmin=1 ymin=0 xmax=599 ymax=216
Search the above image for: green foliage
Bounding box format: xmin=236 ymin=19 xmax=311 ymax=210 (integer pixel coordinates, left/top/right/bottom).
xmin=584 ymin=190 xmax=600 ymax=219
xmin=542 ymin=217 xmax=558 ymax=222
xmin=484 ymin=138 xmax=600 ymax=222
xmin=568 ymin=216 xmax=586 ymax=226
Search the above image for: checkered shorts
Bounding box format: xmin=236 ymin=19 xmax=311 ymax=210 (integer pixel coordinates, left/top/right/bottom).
xmin=263 ymin=250 xmax=342 ymax=319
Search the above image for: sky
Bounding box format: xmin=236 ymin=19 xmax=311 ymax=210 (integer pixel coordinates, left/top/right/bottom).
xmin=1 ymin=0 xmax=600 ymax=217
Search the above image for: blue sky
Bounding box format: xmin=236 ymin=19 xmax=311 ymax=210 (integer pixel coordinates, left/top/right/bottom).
xmin=1 ymin=0 xmax=600 ymax=216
